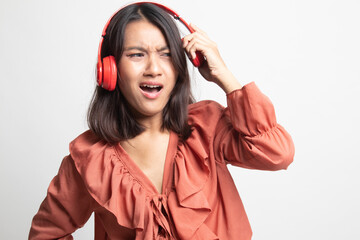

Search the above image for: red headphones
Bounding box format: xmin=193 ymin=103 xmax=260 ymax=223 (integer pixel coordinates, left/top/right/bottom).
xmin=96 ymin=2 xmax=204 ymax=91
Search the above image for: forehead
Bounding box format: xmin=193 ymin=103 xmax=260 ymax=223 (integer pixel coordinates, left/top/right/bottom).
xmin=123 ymin=20 xmax=168 ymax=47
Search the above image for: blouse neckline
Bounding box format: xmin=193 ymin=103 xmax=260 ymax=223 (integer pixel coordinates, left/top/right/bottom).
xmin=113 ymin=131 xmax=179 ymax=196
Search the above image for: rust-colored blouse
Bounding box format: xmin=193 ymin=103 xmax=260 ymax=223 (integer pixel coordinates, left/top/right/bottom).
xmin=29 ymin=82 xmax=294 ymax=240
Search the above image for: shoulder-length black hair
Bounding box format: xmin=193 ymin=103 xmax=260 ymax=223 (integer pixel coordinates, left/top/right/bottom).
xmin=87 ymin=3 xmax=194 ymax=144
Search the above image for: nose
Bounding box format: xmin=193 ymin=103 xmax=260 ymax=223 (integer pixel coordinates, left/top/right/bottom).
xmin=144 ymin=54 xmax=162 ymax=77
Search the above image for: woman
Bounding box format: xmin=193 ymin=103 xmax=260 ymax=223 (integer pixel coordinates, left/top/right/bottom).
xmin=29 ymin=2 xmax=294 ymax=239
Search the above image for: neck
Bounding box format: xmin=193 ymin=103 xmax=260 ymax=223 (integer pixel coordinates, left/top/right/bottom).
xmin=136 ymin=112 xmax=164 ymax=134
xmin=121 ymin=119 xmax=170 ymax=151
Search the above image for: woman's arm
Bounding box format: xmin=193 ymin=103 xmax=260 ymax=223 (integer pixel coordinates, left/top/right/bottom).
xmin=214 ymin=82 xmax=295 ymax=170
xmin=29 ymin=156 xmax=96 ymax=240
xmin=183 ymin=24 xmax=294 ymax=170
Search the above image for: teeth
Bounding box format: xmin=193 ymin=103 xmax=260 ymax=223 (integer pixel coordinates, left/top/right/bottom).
xmin=141 ymin=84 xmax=161 ymax=88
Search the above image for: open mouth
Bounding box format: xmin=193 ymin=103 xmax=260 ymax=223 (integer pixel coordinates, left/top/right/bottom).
xmin=139 ymin=84 xmax=163 ymax=93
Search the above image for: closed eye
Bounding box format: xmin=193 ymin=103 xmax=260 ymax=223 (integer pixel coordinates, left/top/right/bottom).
xmin=127 ymin=53 xmax=144 ymax=58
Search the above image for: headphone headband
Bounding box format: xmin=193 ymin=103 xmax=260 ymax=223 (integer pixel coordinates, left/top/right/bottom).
xmin=96 ymin=2 xmax=203 ymax=91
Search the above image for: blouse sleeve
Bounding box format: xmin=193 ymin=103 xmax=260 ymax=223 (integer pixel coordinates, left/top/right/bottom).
xmin=29 ymin=156 xmax=96 ymax=240
xmin=214 ymin=82 xmax=295 ymax=170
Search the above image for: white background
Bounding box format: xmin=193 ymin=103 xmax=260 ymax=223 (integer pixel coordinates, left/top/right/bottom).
xmin=1 ymin=0 xmax=359 ymax=239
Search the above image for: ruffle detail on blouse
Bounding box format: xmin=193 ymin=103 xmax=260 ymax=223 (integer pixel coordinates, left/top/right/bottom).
xmin=68 ymin=129 xmax=217 ymax=239
xmin=166 ymin=101 xmax=224 ymax=239
xmin=69 ymin=130 xmax=147 ymax=231
xmin=167 ymin=144 xmax=211 ymax=239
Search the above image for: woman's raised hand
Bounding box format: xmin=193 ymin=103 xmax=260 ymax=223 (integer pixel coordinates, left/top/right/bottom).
xmin=182 ymin=23 xmax=242 ymax=93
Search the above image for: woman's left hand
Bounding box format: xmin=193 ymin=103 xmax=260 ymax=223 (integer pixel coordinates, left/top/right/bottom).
xmin=182 ymin=24 xmax=242 ymax=93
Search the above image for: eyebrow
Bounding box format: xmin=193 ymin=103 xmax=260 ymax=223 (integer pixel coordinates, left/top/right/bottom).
xmin=123 ymin=46 xmax=170 ymax=52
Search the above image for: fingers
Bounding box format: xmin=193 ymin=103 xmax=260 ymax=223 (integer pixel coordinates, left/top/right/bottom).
xmin=182 ymin=23 xmax=234 ymax=86
xmin=182 ymin=24 xmax=213 ymax=60
xmin=183 ymin=34 xmax=205 ymax=60
xmin=189 ymin=23 xmax=206 ymax=35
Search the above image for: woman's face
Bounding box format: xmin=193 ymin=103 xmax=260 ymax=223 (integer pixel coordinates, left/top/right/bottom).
xmin=118 ymin=20 xmax=178 ymax=121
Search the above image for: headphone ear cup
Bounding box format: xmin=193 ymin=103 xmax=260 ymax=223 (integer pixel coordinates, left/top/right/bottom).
xmin=96 ymin=61 xmax=103 ymax=86
xmin=102 ymin=56 xmax=118 ymax=91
